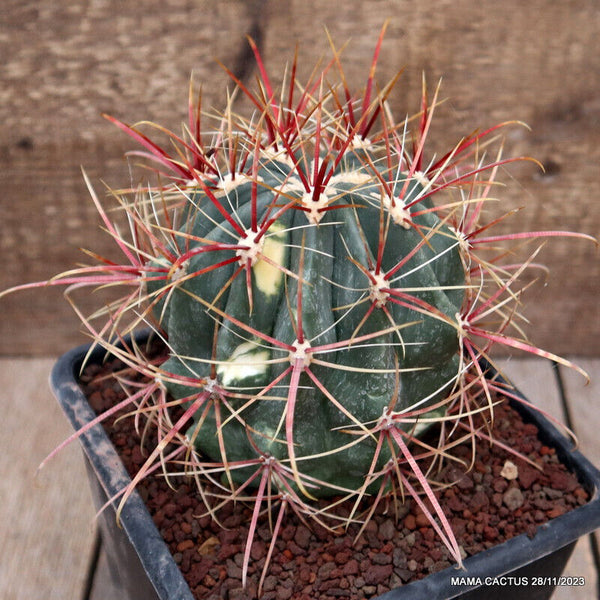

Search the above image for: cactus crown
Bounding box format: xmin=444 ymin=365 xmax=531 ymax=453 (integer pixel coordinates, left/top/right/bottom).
xmin=6 ymin=29 xmax=595 ymax=591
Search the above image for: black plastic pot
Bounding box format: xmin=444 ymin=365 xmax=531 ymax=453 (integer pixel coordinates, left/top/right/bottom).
xmin=51 ymin=334 xmax=600 ymax=600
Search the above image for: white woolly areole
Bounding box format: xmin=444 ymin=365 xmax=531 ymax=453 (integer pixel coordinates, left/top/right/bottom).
xmin=204 ymin=377 xmax=219 ymax=395
xmin=328 ymin=170 xmax=375 ymax=188
xmin=377 ymin=407 xmax=397 ymax=430
xmin=301 ymin=189 xmax=330 ymax=225
xmin=412 ymin=170 xmax=430 ymax=187
xmin=455 ymin=311 xmax=469 ymax=338
xmin=169 ymin=262 xmax=188 ymax=282
xmin=448 ymin=225 xmax=471 ymax=252
xmin=382 ymin=194 xmax=412 ymax=229
xmin=349 ymin=134 xmax=373 ymax=149
xmin=281 ymin=167 xmax=377 ymax=225
xmin=216 ymin=172 xmax=262 ymax=194
xmin=368 ymin=270 xmax=390 ymax=307
xmin=236 ymin=228 xmax=265 ymax=267
xmin=290 ymin=339 xmax=312 ymax=367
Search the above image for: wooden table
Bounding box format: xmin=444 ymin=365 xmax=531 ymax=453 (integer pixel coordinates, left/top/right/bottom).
xmin=1 ymin=357 xmax=598 ymax=599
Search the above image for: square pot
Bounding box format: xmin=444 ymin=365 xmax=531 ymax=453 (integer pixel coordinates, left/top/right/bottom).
xmin=50 ymin=334 xmax=600 ymax=600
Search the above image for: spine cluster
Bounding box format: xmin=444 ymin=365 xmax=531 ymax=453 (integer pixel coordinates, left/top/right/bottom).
xmin=6 ymin=29 xmax=593 ymax=589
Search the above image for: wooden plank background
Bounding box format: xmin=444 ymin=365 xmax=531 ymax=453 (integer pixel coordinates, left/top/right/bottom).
xmin=1 ymin=0 xmax=599 ymax=357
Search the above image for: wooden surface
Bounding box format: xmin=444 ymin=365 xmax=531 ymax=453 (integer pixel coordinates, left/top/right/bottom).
xmin=1 ymin=0 xmax=599 ymax=357
xmin=0 ymin=358 xmax=96 ymax=600
xmin=0 ymin=356 xmax=598 ymax=599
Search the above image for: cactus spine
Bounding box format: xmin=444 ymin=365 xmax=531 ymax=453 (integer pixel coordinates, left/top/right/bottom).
xmin=6 ymin=30 xmax=593 ymax=587
xmin=148 ymin=136 xmax=465 ymax=497
xmin=99 ymin=33 xmax=592 ymax=573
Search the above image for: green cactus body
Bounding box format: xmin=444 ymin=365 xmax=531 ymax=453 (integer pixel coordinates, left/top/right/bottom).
xmin=3 ymin=29 xmax=592 ymax=576
xmin=149 ymin=155 xmax=465 ymax=496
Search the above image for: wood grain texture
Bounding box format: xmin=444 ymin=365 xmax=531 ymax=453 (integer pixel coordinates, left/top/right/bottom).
xmin=1 ymin=0 xmax=598 ymax=356
xmin=0 ymin=359 xmax=96 ymax=600
xmin=561 ymin=358 xmax=600 ymax=593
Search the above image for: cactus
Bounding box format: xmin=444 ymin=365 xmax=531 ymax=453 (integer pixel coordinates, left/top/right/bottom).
xmin=144 ymin=116 xmax=466 ymax=497
xmin=4 ymin=28 xmax=595 ymax=590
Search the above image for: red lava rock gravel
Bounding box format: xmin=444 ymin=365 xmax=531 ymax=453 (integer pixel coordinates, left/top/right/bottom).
xmin=80 ymin=349 xmax=589 ymax=600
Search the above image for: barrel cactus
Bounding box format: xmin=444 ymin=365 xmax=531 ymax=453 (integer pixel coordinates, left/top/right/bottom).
xmin=4 ymin=29 xmax=594 ymax=586
xmin=145 ymin=111 xmax=466 ymax=497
